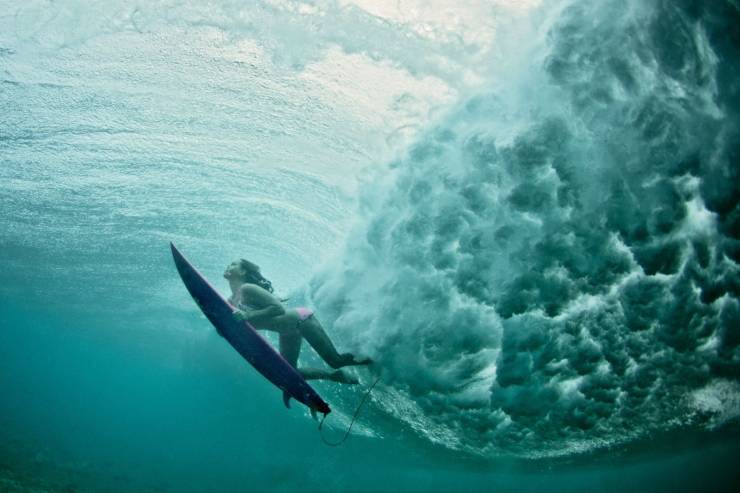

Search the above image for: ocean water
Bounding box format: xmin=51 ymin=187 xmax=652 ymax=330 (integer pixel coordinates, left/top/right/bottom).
xmin=1 ymin=0 xmax=739 ymax=492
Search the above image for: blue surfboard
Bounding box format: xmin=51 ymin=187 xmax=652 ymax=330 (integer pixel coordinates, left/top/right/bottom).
xmin=170 ymin=243 xmax=331 ymax=415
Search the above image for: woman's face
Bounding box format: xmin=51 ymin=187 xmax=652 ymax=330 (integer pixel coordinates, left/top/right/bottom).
xmin=223 ymin=261 xmax=244 ymax=281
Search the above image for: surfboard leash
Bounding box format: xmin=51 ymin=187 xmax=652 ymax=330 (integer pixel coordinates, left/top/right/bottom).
xmin=318 ymin=374 xmax=382 ymax=447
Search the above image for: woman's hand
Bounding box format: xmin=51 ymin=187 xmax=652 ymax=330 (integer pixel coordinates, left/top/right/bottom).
xmin=233 ymin=309 xmax=250 ymax=322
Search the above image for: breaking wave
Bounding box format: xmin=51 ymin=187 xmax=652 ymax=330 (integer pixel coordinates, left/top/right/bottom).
xmin=307 ymin=0 xmax=740 ymax=458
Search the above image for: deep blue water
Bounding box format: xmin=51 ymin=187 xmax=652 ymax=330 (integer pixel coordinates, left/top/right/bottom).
xmin=1 ymin=0 xmax=739 ymax=491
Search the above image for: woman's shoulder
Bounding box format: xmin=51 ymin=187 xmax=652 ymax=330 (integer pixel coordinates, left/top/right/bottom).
xmin=240 ymin=283 xmax=269 ymax=296
xmin=240 ymin=283 xmax=282 ymax=307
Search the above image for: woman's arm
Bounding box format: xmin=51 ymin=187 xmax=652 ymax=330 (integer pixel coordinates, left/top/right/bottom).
xmin=233 ymin=284 xmax=285 ymax=324
xmin=233 ymin=305 xmax=283 ymax=323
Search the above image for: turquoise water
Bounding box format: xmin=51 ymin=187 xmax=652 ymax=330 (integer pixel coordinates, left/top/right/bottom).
xmin=1 ymin=0 xmax=739 ymax=491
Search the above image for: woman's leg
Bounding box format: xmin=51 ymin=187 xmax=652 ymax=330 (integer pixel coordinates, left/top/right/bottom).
xmin=299 ymin=317 xmax=372 ymax=369
xmin=279 ymin=329 xmax=359 ymax=384
xmin=278 ymin=331 xmax=302 ymax=368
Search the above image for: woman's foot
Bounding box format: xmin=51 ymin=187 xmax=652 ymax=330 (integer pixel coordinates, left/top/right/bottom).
xmin=329 ymin=369 xmax=360 ymax=385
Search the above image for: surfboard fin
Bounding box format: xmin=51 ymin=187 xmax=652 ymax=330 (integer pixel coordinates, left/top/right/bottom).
xmin=310 ymin=408 xmax=318 ymax=421
xmin=282 ymin=391 xmax=291 ymax=409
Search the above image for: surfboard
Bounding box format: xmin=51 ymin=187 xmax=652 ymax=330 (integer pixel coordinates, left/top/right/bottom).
xmin=170 ymin=242 xmax=331 ymax=415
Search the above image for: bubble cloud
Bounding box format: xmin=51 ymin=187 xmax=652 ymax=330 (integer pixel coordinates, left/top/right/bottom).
xmin=308 ymin=0 xmax=739 ymax=457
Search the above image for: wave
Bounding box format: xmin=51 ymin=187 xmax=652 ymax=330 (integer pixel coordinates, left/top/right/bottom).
xmin=307 ymin=0 xmax=740 ymax=458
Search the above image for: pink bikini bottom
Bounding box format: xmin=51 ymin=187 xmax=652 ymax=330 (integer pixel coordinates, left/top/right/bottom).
xmin=295 ymin=307 xmax=314 ymax=321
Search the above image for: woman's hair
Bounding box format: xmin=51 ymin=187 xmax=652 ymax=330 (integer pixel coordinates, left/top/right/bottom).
xmin=239 ymin=259 xmax=274 ymax=293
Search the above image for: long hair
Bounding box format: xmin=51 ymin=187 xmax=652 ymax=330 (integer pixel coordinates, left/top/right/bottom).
xmin=239 ymin=259 xmax=274 ymax=293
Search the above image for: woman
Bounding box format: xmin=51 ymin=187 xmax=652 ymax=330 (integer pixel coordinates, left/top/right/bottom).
xmin=224 ymin=259 xmax=371 ymax=384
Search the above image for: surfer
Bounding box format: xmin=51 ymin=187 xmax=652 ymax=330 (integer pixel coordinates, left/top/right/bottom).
xmin=224 ymin=259 xmax=371 ymax=385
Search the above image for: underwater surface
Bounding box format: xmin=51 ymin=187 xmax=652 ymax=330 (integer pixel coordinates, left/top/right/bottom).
xmin=1 ymin=0 xmax=739 ymax=491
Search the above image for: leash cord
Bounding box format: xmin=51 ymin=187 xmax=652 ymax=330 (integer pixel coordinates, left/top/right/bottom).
xmin=318 ymin=375 xmax=382 ymax=447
